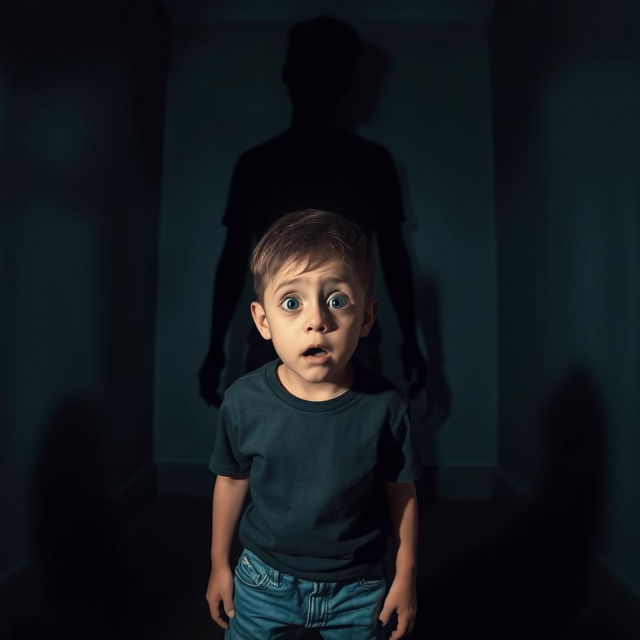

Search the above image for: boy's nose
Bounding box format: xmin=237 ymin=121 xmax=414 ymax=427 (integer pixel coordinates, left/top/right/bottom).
xmin=306 ymin=323 xmax=327 ymax=333
xmin=305 ymin=304 xmax=328 ymax=333
xmin=306 ymin=318 xmax=327 ymax=333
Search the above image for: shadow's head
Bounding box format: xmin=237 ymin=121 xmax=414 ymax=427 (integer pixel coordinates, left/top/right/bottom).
xmin=283 ymin=15 xmax=362 ymax=113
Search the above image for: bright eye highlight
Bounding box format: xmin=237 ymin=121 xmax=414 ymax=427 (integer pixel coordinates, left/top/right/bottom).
xmin=281 ymin=297 xmax=300 ymax=311
xmin=328 ymin=294 xmax=349 ymax=309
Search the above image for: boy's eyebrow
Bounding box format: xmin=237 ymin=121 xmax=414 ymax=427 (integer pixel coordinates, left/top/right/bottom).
xmin=273 ymin=276 xmax=303 ymax=292
xmin=272 ymin=275 xmax=351 ymax=294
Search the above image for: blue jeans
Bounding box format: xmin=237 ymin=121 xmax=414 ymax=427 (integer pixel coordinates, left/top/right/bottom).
xmin=226 ymin=548 xmax=388 ymax=639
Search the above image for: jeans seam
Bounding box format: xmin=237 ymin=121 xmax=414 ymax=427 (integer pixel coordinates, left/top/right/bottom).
xmin=320 ymin=584 xmax=327 ymax=627
xmin=322 ymin=582 xmax=336 ymax=627
xmin=305 ymin=581 xmax=319 ymax=628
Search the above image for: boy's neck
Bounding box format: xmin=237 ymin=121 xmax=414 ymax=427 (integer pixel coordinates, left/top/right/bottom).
xmin=276 ymin=363 xmax=354 ymax=402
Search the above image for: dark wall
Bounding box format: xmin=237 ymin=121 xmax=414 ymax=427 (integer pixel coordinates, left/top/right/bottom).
xmin=0 ymin=0 xmax=169 ymax=593
xmin=490 ymin=0 xmax=640 ymax=593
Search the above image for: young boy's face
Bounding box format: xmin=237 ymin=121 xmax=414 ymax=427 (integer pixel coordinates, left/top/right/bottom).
xmin=250 ymin=257 xmax=377 ymax=401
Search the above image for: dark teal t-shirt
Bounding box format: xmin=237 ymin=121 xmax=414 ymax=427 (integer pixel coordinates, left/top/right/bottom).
xmin=209 ymin=359 xmax=422 ymax=581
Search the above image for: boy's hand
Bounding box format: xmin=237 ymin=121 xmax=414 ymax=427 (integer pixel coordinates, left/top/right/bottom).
xmin=378 ymin=575 xmax=417 ymax=639
xmin=206 ymin=566 xmax=235 ymax=630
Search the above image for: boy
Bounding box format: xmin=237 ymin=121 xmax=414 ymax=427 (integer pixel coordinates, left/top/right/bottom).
xmin=206 ymin=210 xmax=421 ymax=639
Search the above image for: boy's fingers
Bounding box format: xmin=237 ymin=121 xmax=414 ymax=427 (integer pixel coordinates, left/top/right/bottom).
xmin=206 ymin=594 xmax=217 ymax=618
xmin=208 ymin=597 xmax=229 ymax=630
xmin=213 ymin=614 xmax=229 ymax=631
xmin=389 ymin=618 xmax=407 ymax=639
xmin=223 ymin=594 xmax=236 ymax=618
xmin=378 ymin=602 xmax=392 ymax=626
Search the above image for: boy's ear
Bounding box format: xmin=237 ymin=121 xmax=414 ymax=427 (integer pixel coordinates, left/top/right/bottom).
xmin=360 ymin=298 xmax=378 ymax=338
xmin=250 ymin=301 xmax=272 ymax=340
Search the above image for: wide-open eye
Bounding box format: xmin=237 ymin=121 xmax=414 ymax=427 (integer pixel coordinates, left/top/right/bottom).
xmin=328 ymin=294 xmax=349 ymax=310
xmin=281 ymin=297 xmax=300 ymax=311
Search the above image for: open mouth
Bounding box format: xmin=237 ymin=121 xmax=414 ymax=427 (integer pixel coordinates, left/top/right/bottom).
xmin=303 ymin=347 xmax=328 ymax=357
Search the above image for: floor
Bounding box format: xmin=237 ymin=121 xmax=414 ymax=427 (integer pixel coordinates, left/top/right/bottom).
xmin=5 ymin=493 xmax=640 ymax=640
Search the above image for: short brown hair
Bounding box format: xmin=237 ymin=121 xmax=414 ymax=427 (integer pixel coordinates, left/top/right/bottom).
xmin=250 ymin=210 xmax=375 ymax=301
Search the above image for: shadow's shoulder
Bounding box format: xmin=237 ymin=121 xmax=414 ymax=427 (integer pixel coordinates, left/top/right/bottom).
xmin=236 ymin=131 xmax=292 ymax=163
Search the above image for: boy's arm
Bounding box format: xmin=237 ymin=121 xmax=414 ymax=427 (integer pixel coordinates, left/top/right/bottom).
xmin=206 ymin=474 xmax=250 ymax=630
xmin=379 ymin=481 xmax=418 ymax=640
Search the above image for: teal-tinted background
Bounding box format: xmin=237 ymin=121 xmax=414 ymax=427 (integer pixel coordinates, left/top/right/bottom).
xmin=491 ymin=0 xmax=640 ymax=596
xmin=1 ymin=0 xmax=638 ymax=603
xmin=0 ymin=2 xmax=169 ymax=583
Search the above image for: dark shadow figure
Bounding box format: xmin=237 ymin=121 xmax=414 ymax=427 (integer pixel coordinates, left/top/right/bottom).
xmin=414 ymin=365 xmax=606 ymax=639
xmin=198 ymin=16 xmax=447 ymax=420
xmin=11 ymin=399 xmax=130 ymax=640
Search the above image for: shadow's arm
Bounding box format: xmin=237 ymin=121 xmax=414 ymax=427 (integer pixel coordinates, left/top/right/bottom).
xmin=377 ymin=223 xmax=428 ymax=395
xmin=199 ymin=225 xmax=252 ymax=406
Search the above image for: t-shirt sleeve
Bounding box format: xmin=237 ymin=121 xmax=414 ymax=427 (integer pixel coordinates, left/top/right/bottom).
xmin=208 ymin=397 xmax=252 ymax=477
xmin=377 ymin=405 xmax=422 ymax=483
